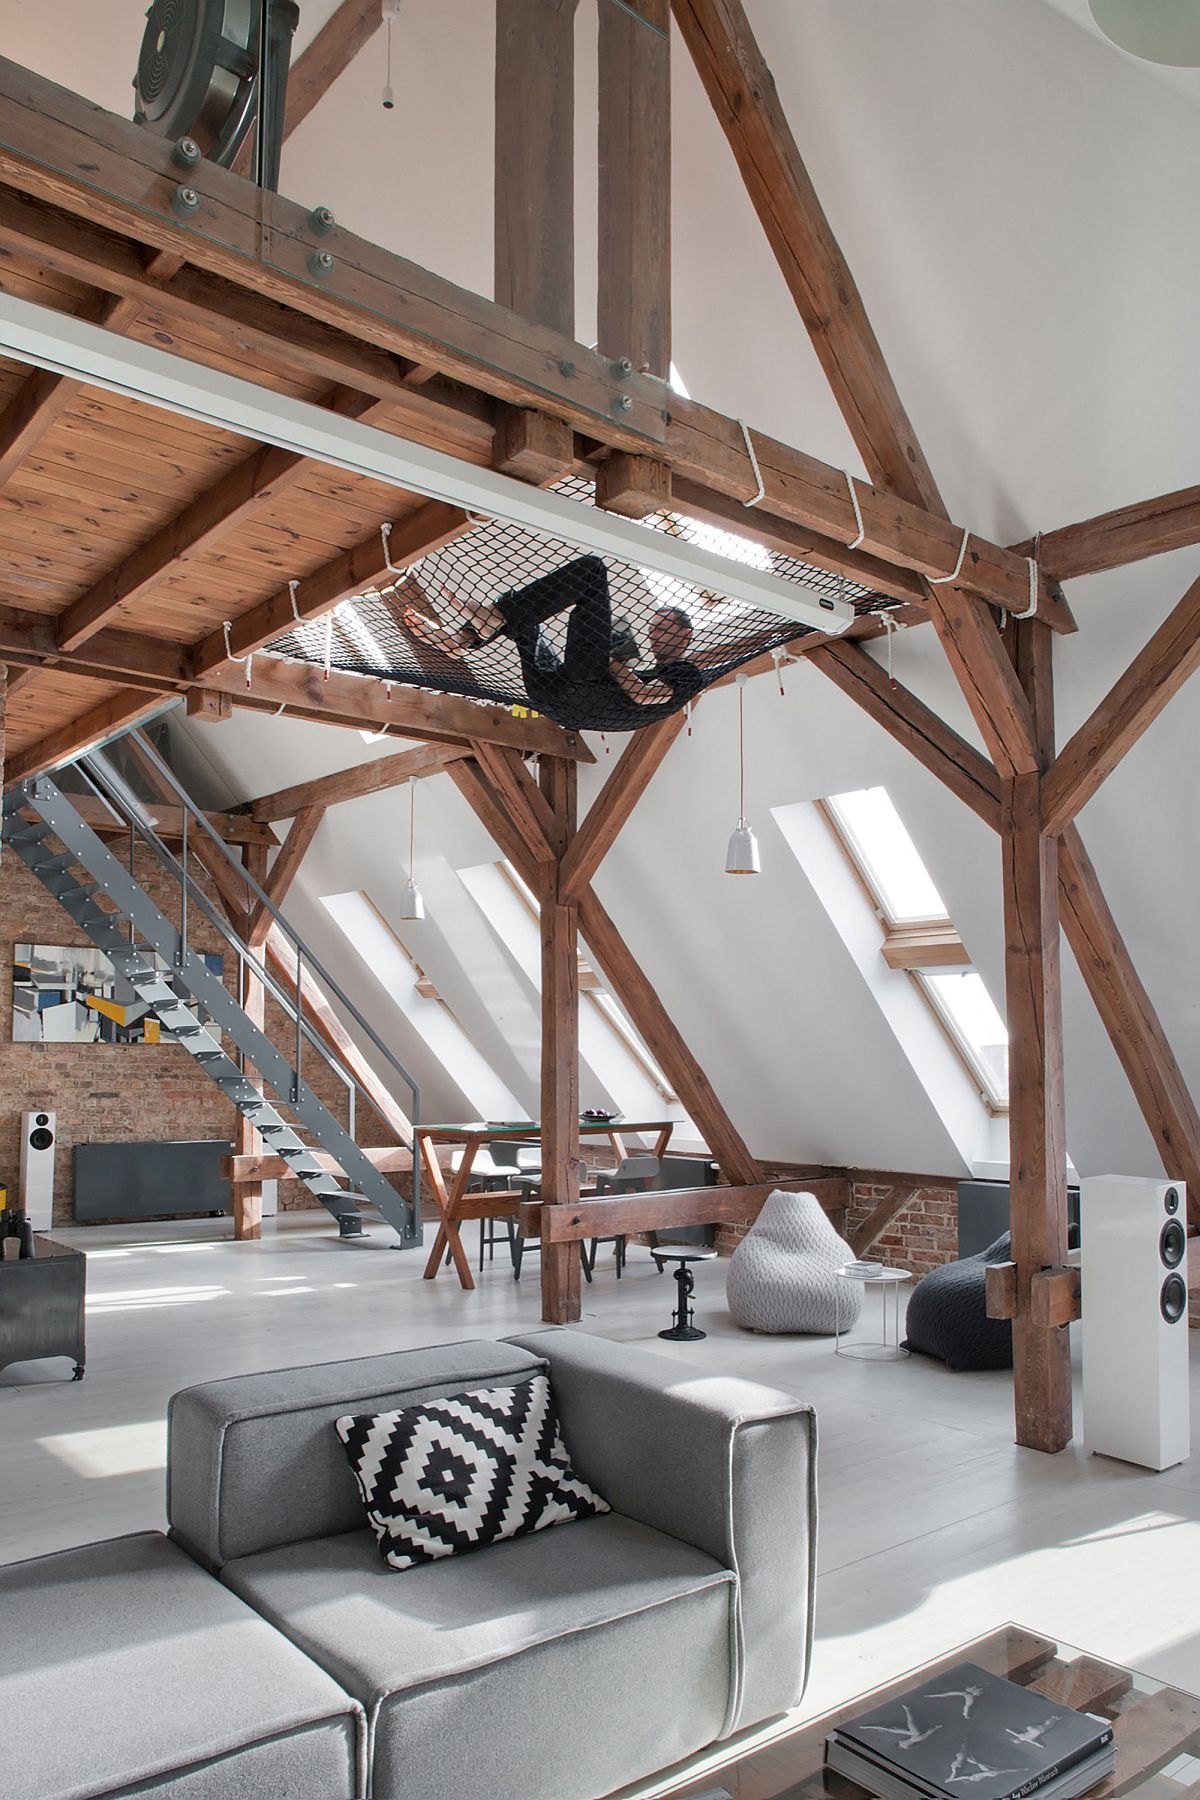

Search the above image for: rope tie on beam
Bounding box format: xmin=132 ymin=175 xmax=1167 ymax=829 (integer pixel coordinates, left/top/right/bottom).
xmin=926 ymin=525 xmax=971 ymax=586
xmin=880 ymin=611 xmax=903 ymax=688
xmin=844 ymin=471 xmax=866 ymax=549
xmin=222 ymin=621 xmax=254 ymax=688
xmin=738 ymin=420 xmax=765 ymax=508
xmin=288 ymin=579 xmax=303 ymax=622
xmin=1013 ymin=554 xmax=1041 ymax=620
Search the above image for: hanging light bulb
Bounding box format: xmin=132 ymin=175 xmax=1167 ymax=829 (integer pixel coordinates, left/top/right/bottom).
xmin=725 ymin=674 xmax=761 ymax=875
xmin=381 ymin=0 xmax=401 ymax=108
xmin=398 ymin=778 xmax=425 ymax=919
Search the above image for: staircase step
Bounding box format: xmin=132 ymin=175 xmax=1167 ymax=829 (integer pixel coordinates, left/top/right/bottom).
xmin=15 ymin=772 xmax=417 ymax=1247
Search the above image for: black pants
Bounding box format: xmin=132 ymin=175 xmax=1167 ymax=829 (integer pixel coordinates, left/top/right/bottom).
xmin=497 ymin=554 xmax=613 ymax=685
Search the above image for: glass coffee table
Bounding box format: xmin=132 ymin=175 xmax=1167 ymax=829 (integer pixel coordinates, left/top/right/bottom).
xmin=657 ymin=1625 xmax=1200 ymax=1799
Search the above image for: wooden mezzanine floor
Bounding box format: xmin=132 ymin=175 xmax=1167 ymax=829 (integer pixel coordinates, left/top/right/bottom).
xmin=4 ymin=1213 xmax=1200 ymax=1799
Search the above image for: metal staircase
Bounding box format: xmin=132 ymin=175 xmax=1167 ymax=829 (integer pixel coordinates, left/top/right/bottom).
xmin=3 ymin=740 xmax=420 ymax=1245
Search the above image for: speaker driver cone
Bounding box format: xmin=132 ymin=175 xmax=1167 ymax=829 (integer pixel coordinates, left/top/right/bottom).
xmin=1161 ymin=1272 xmax=1188 ymax=1324
xmin=1161 ymin=1219 xmax=1187 ymax=1269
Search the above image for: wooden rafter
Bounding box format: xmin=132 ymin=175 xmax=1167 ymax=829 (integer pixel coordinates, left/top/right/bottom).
xmin=56 ymin=392 xmax=390 ymax=656
xmin=247 ymin=806 xmax=326 ymax=947
xmin=1058 ymin=826 xmax=1200 ymax=1220
xmin=248 ymin=741 xmax=472 ymax=823
xmin=0 ymin=63 xmax=1071 ymax=625
xmin=190 ymin=499 xmax=471 ymax=676
xmin=671 ymin=0 xmax=941 ymax=515
xmin=809 ymin=646 xmax=1200 ymax=1227
xmin=0 ymin=294 xmax=131 ymax=488
xmin=1014 ymin=484 xmax=1200 ymax=583
xmin=810 ymin=640 xmax=1002 ymax=828
xmin=557 ymin=715 xmax=685 ymax=902
xmin=5 ymin=688 xmax=169 ymax=784
xmin=448 ymin=752 xmax=763 ymax=1193
xmin=1041 ymin=572 xmax=1200 ymax=836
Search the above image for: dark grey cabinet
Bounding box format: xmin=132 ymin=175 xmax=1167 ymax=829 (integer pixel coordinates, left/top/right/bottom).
xmin=0 ymin=1236 xmax=86 ymax=1380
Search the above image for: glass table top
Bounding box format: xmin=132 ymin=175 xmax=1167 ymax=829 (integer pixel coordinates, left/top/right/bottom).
xmin=658 ymin=1625 xmax=1200 ymax=1800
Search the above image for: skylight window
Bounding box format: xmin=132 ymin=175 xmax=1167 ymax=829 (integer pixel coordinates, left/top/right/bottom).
xmin=816 ymin=787 xmax=1009 ymax=1111
xmin=825 ymin=787 xmax=949 ymax=924
xmin=921 ymin=971 xmax=1009 ymax=1108
xmin=493 ymin=861 xmax=676 ymax=1102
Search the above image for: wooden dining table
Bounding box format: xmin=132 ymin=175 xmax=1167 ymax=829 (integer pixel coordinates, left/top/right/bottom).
xmin=417 ymin=1118 xmax=676 ymax=1289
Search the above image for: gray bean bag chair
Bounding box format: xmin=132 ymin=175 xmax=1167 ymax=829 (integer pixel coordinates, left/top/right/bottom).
xmin=727 ymin=1189 xmax=862 ymax=1334
xmin=902 ymin=1232 xmax=1014 ymax=1371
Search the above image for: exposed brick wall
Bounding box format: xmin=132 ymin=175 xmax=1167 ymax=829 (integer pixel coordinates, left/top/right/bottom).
xmin=844 ymin=1180 xmax=958 ymax=1276
xmin=0 ymin=839 xmax=400 ymax=1224
xmin=714 ymin=1166 xmax=961 ymax=1272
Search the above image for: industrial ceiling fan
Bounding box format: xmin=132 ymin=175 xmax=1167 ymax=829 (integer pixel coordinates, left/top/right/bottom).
xmin=133 ymin=0 xmax=300 ymax=189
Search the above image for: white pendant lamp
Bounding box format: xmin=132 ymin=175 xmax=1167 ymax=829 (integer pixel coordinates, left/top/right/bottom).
xmin=1089 ymin=0 xmax=1200 ymax=66
xmin=725 ymin=674 xmax=761 ymax=875
xmin=398 ymin=779 xmax=426 ymax=920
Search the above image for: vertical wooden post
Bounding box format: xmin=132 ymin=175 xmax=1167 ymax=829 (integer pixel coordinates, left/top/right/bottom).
xmin=1003 ymin=620 xmax=1072 ymax=1452
xmin=597 ymin=0 xmax=671 ymax=376
xmin=495 ymin=0 xmax=580 ymax=336
xmin=538 ymin=755 xmax=582 ymax=1324
xmin=232 ymin=842 xmax=268 ymax=1242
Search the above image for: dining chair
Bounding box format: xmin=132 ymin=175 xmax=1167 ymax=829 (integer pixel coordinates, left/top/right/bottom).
xmin=509 ymin=1162 xmax=593 ymax=1283
xmin=586 ymin=1154 xmax=661 ymax=1278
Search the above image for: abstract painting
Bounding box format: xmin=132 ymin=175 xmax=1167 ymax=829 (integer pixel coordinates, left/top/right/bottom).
xmin=12 ymin=943 xmax=224 ymax=1046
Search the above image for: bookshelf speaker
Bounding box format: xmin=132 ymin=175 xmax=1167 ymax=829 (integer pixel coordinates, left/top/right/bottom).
xmin=19 ymin=1109 xmax=57 ymax=1232
xmin=1081 ymin=1175 xmax=1189 ymax=1470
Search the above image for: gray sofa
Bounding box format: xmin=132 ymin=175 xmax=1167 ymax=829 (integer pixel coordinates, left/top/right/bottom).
xmin=0 ymin=1328 xmax=818 ymax=1800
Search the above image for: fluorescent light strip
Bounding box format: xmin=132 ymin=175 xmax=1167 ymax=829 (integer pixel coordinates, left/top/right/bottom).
xmin=0 ymin=291 xmax=853 ymax=637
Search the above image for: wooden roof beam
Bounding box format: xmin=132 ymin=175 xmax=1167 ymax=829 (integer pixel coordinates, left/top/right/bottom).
xmin=247 ymin=806 xmax=326 ymax=947
xmin=247 ymin=741 xmax=472 ymax=822
xmin=671 ymin=0 xmax=942 ymax=517
xmin=813 ymin=642 xmax=1200 ymax=1230
xmin=0 ymin=62 xmax=1069 ymax=626
xmin=189 ymin=499 xmax=471 ymax=676
xmin=557 ymin=715 xmax=686 ymax=902
xmin=4 ymin=687 xmax=169 ymax=785
xmin=1041 ymin=571 xmax=1200 ymax=836
xmin=1012 ymin=484 xmax=1200 ymax=583
xmin=56 ymin=390 xmax=392 ymax=655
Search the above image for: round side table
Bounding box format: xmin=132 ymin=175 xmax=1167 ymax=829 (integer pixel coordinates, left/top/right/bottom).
xmin=834 ymin=1266 xmax=912 ymax=1361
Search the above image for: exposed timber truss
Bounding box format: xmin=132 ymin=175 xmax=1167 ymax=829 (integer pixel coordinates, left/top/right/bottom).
xmin=0 ymin=8 xmax=1193 ymax=1422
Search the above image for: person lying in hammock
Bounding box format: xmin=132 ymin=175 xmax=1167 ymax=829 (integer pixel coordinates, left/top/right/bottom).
xmin=402 ymin=553 xmax=705 ymax=732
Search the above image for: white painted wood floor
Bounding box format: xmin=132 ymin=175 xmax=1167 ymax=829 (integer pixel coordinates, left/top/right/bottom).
xmin=5 ymin=1214 xmax=1200 ymax=1794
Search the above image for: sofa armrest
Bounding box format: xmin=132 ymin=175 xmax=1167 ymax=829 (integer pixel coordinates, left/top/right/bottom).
xmin=504 ymin=1329 xmax=816 ymax=1733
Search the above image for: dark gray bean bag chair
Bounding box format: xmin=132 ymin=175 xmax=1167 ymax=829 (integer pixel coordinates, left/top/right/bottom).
xmin=902 ymin=1233 xmax=1014 ymax=1371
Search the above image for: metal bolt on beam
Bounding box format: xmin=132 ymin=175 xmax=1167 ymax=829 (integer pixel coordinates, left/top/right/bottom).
xmin=171 ymin=185 xmax=200 ymax=218
xmin=308 ymin=206 xmax=336 ymax=235
xmin=171 ymin=138 xmax=201 ymax=169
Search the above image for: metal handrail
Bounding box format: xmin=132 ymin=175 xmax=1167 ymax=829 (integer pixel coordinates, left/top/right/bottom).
xmin=65 ymin=739 xmax=420 ymax=1215
xmin=122 ymin=731 xmax=421 ymax=1102
xmin=72 ymin=753 xmax=345 ymax=1083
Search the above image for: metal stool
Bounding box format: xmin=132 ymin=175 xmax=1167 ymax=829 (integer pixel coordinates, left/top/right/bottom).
xmin=651 ymin=1245 xmax=717 ymax=1341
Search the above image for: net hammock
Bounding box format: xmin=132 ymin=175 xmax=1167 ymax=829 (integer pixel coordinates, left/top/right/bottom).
xmin=265 ymin=476 xmax=897 ymax=734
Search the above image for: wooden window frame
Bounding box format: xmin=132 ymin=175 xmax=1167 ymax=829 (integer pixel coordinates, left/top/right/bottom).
xmin=816 ymin=798 xmax=1008 ymax=1114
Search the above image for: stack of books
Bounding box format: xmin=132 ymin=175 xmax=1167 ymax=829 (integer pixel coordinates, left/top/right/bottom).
xmin=826 ymin=1661 xmax=1115 ymax=1800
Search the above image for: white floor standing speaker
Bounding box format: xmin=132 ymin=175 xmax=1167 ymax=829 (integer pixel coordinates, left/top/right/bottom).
xmin=19 ymin=1109 xmax=57 ymax=1232
xmin=1081 ymin=1175 xmax=1190 ymax=1470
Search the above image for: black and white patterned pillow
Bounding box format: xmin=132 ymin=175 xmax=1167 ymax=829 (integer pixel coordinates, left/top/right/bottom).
xmin=334 ymin=1374 xmax=609 ymax=1570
